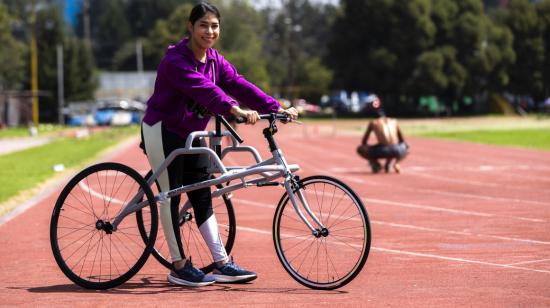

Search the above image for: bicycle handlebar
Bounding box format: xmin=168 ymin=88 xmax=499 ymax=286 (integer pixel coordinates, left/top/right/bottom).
xmin=234 ymin=113 xmax=291 ymax=124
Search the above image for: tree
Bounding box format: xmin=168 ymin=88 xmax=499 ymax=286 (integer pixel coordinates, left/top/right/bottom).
xmin=416 ymin=0 xmax=514 ymax=108
xmin=216 ymin=0 xmax=271 ymax=91
xmin=142 ymin=3 xmax=193 ymax=70
xmin=63 ymin=37 xmax=97 ymax=102
xmin=125 ymin=0 xmax=192 ymax=38
xmin=498 ymin=0 xmax=546 ymax=100
xmin=0 ymin=3 xmax=27 ymax=91
xmin=536 ymin=0 xmax=550 ymax=99
xmin=328 ymin=0 xmax=435 ymax=96
xmin=75 ymin=0 xmax=132 ymax=68
xmin=263 ymin=0 xmax=335 ymax=101
xmin=327 ymin=0 xmax=517 ymax=115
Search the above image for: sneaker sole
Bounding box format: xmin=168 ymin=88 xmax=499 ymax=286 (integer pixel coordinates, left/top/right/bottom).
xmin=167 ymin=274 xmax=216 ymax=287
xmin=211 ymin=274 xmax=257 ymax=283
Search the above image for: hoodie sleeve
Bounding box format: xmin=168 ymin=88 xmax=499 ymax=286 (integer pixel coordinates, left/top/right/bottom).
xmin=164 ymin=57 xmax=238 ymax=116
xmin=217 ymin=55 xmax=281 ymax=114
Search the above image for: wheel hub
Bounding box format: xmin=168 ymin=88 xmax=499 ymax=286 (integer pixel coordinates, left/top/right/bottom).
xmin=313 ymin=228 xmax=329 ymax=238
xmin=179 ymin=211 xmax=193 ymax=226
xmin=95 ymin=219 xmax=113 ymax=234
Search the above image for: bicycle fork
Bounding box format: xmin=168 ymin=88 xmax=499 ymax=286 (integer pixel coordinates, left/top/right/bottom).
xmin=283 ymin=175 xmax=328 ymax=237
xmin=274 ymin=146 xmax=327 ymax=237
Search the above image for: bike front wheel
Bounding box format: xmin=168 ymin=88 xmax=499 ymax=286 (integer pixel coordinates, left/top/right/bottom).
xmin=273 ymin=175 xmax=371 ymax=290
xmin=50 ymin=162 xmax=158 ymax=290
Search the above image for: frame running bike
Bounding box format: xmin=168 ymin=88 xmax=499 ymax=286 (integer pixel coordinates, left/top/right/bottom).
xmin=50 ymin=113 xmax=371 ymax=290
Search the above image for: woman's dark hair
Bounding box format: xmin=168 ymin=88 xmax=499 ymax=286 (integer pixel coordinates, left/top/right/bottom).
xmin=189 ymin=2 xmax=221 ymax=25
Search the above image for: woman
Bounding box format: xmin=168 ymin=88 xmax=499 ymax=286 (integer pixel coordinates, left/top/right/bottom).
xmin=141 ymin=2 xmax=298 ymax=287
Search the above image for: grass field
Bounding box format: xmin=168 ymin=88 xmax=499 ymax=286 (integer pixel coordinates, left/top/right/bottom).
xmin=0 ymin=126 xmax=139 ymax=214
xmin=304 ymin=115 xmax=550 ymax=150
xmin=401 ymin=115 xmax=550 ymax=150
xmin=418 ymin=128 xmax=550 ymax=150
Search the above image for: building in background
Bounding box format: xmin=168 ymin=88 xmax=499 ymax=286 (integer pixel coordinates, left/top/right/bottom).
xmin=95 ymin=71 xmax=156 ymax=102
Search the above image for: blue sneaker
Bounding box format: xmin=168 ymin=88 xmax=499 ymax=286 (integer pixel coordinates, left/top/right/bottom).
xmin=212 ymin=257 xmax=257 ymax=283
xmin=167 ymin=258 xmax=215 ymax=287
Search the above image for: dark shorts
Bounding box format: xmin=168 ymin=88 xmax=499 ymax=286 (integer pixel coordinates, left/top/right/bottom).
xmin=357 ymin=142 xmax=409 ymax=160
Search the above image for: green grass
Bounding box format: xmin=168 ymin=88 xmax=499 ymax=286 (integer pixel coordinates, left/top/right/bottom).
xmin=301 ymin=115 xmax=550 ymax=150
xmin=418 ymin=127 xmax=550 ymax=150
xmin=0 ymin=126 xmax=139 ymax=204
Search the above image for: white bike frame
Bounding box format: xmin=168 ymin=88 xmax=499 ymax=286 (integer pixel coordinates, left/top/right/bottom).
xmin=112 ymin=118 xmax=325 ymax=234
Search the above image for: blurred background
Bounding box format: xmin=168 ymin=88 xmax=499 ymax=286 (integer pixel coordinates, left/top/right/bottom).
xmin=1 ymin=0 xmax=549 ymax=127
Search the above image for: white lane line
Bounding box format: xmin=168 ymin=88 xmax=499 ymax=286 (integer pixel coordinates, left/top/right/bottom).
xmin=372 ymin=247 xmax=550 ymax=274
xmin=408 ymin=188 xmax=550 ymax=208
xmin=236 ymin=225 xmax=550 ymax=274
xmin=364 ymin=197 xmax=492 ymax=217
xmin=234 ymin=198 xmax=275 ymax=209
xmin=408 ymin=169 xmax=549 ymax=190
xmin=237 ymin=225 xmax=271 ymax=235
xmin=505 ymin=258 xmax=550 ymax=266
xmin=78 ymin=182 xmax=125 ymax=205
xmin=328 ymin=166 xmax=550 ymax=207
xmin=364 ymin=197 xmax=545 ymax=223
xmin=371 ymin=221 xmax=550 ymax=245
xmin=232 ymin=198 xmax=550 ymax=245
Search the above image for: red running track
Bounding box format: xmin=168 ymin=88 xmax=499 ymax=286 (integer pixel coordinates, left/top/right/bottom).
xmin=0 ymin=122 xmax=549 ymax=306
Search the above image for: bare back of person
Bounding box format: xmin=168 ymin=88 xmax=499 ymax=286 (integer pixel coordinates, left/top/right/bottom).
xmin=372 ymin=117 xmax=399 ymax=145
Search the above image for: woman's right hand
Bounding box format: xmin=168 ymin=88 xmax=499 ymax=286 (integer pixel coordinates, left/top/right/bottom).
xmin=230 ymin=105 xmax=259 ymax=124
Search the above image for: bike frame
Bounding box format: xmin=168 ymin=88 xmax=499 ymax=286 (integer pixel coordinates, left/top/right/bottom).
xmin=111 ymin=114 xmax=325 ymax=234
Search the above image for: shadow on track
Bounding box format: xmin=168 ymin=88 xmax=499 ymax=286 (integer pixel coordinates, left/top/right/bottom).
xmin=15 ymin=275 xmax=347 ymax=295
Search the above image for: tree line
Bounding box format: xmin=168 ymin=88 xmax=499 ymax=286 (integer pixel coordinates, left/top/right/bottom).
xmin=0 ymin=0 xmax=549 ymax=122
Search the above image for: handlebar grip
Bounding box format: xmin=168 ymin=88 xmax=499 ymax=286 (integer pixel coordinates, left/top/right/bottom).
xmin=259 ymin=113 xmax=289 ymax=120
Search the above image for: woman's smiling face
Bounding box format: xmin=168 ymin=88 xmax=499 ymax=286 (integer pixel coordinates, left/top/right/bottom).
xmin=188 ymin=12 xmax=220 ymax=50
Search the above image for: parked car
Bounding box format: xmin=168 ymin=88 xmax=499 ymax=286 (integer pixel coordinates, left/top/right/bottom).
xmin=94 ymin=98 xmax=146 ymax=126
xmin=320 ymin=90 xmax=374 ymax=115
xmin=293 ymin=99 xmax=321 ymax=116
xmin=66 ymin=114 xmax=96 ymax=126
xmin=63 ymin=103 xmax=96 ymax=126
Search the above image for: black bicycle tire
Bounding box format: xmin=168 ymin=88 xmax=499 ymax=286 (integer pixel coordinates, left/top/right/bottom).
xmin=50 ymin=162 xmax=158 ymax=290
xmin=272 ymin=175 xmax=371 ymax=290
xmin=136 ymin=171 xmax=236 ymax=272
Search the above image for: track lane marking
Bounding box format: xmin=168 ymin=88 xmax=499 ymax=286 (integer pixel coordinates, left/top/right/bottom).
xmin=505 ymin=258 xmax=550 ymax=266
xmin=236 ymin=225 xmax=550 ymax=275
xmin=233 ymin=198 xmax=550 ymax=245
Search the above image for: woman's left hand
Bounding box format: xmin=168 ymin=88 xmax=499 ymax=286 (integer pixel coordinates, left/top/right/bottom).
xmin=279 ymin=107 xmax=299 ymax=122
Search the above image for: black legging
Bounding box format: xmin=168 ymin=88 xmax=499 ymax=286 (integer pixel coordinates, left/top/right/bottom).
xmin=141 ymin=122 xmax=214 ymax=260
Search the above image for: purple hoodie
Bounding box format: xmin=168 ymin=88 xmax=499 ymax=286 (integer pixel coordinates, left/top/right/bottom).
xmin=143 ymin=38 xmax=281 ymax=139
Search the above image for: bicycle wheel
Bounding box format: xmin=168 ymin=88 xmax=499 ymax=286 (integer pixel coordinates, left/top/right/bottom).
xmin=136 ymin=171 xmax=236 ymax=273
xmin=273 ymin=175 xmax=371 ymax=290
xmin=50 ymin=162 xmax=157 ymax=290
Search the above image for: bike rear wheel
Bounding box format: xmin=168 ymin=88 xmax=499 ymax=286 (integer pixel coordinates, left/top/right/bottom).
xmin=273 ymin=175 xmax=371 ymax=290
xmin=136 ymin=171 xmax=236 ymax=273
xmin=50 ymin=162 xmax=157 ymax=290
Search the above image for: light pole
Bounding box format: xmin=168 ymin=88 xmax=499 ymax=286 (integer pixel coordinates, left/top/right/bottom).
xmin=57 ymin=44 xmax=64 ymax=124
xmin=30 ymin=0 xmax=39 ymax=126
